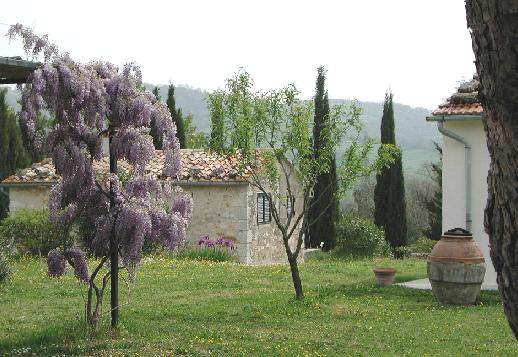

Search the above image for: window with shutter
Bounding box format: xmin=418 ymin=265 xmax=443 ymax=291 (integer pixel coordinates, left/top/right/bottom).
xmin=257 ymin=193 xmax=272 ymax=224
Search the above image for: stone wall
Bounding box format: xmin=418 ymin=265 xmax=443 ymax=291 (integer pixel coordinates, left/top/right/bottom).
xmin=5 ymin=174 xmax=301 ymax=265
xmin=8 ymin=186 xmax=50 ymax=212
xmin=246 ymin=160 xmax=304 ymax=265
xmin=179 ymin=183 xmax=249 ymax=262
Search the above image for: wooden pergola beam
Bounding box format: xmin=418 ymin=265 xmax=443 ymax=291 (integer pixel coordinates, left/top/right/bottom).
xmin=0 ymin=56 xmax=41 ymax=84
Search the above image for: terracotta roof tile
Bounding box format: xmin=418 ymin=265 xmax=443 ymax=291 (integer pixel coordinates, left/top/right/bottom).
xmin=1 ymin=149 xmax=254 ymax=185
xmin=431 ymin=75 xmax=485 ymax=117
xmin=432 ymin=102 xmax=484 ymax=116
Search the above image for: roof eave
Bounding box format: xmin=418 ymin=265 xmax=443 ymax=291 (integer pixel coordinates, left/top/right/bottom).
xmin=426 ymin=114 xmax=485 ymax=122
xmin=0 ymin=180 xmax=250 ymax=188
xmin=0 ymin=182 xmax=55 ymax=188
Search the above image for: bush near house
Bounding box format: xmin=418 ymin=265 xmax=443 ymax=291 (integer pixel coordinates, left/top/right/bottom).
xmin=0 ymin=209 xmax=65 ymax=256
xmin=0 ymin=253 xmax=11 ymax=282
xmin=335 ymin=213 xmax=392 ymax=257
xmin=407 ymin=236 xmax=437 ymax=254
xmin=173 ymin=235 xmax=236 ymax=262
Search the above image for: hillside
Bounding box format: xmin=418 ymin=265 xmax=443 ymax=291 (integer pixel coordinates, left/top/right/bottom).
xmin=3 ymin=84 xmax=441 ymax=173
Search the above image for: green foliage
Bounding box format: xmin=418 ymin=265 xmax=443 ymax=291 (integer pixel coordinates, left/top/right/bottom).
xmin=308 ymin=67 xmax=338 ymax=251
xmin=0 ymin=253 xmax=11 ymax=282
xmin=0 ymin=209 xmax=65 ymax=256
xmin=207 ymin=69 xmax=397 ymax=298
xmin=424 ymin=142 xmax=443 ymax=240
xmin=0 ymin=230 xmax=11 ymax=282
xmin=167 ymin=84 xmax=186 ymax=149
xmin=184 ymin=113 xmax=207 ymax=149
xmin=173 ymin=246 xmax=235 ymax=262
xmin=408 ymin=236 xmax=437 ymax=254
xmin=208 ymin=90 xmax=225 ymax=153
xmin=0 ymin=87 xmax=31 ymax=220
xmin=150 ymin=86 xmax=163 ymax=149
xmin=374 ymin=91 xmax=407 ymax=248
xmin=335 ymin=213 xmax=392 ymax=257
xmin=209 ymin=69 xmax=396 ymax=198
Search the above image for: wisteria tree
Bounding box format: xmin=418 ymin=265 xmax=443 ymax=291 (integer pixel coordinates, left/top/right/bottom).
xmin=208 ymin=69 xmax=397 ymax=298
xmin=8 ymin=25 xmax=192 ymax=327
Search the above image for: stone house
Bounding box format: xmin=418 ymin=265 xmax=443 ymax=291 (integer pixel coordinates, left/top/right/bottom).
xmin=426 ymin=75 xmax=496 ymax=285
xmin=0 ymin=149 xmax=303 ymax=265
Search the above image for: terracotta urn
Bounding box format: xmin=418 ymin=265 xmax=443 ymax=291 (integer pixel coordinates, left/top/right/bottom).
xmin=373 ymin=268 xmax=397 ymax=287
xmin=427 ymin=228 xmax=486 ymax=305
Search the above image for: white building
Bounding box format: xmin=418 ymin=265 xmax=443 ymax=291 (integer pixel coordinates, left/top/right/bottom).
xmin=426 ymin=76 xmax=496 ymax=285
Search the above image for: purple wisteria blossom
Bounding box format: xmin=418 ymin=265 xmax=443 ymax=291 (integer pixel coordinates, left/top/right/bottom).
xmin=198 ymin=235 xmax=236 ymax=251
xmin=8 ymin=24 xmax=192 ymax=325
xmin=47 ymin=249 xmax=67 ymax=277
xmin=64 ymin=247 xmax=89 ymax=283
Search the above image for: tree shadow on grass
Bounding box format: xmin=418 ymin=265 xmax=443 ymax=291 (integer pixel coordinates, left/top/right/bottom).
xmin=307 ymin=279 xmax=502 ymax=308
xmin=0 ymin=318 xmax=122 ymax=356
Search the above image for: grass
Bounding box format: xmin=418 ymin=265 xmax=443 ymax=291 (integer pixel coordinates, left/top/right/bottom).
xmin=0 ymin=256 xmax=516 ymax=356
xmin=173 ymin=247 xmax=236 ymax=262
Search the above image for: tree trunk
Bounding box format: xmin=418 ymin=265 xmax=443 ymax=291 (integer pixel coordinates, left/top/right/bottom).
xmin=109 ymin=133 xmax=119 ymax=328
xmin=288 ymin=255 xmax=304 ymax=299
xmin=86 ymin=283 xmax=100 ymax=326
xmin=466 ymin=0 xmax=518 ymax=337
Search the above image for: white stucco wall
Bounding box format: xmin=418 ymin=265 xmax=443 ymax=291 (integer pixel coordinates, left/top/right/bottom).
xmin=442 ymin=119 xmax=495 ymax=284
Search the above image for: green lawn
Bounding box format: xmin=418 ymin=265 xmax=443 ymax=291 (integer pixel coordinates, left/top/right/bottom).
xmin=0 ymin=256 xmax=516 ymax=356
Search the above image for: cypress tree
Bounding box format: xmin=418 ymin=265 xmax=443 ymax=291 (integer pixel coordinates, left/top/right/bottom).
xmin=150 ymin=86 xmax=163 ymax=149
xmin=307 ymin=67 xmax=338 ymax=251
xmin=208 ymin=91 xmax=225 ymax=153
xmin=424 ymin=142 xmax=442 ymax=240
xmin=374 ymin=91 xmax=407 ymax=250
xmin=166 ymin=84 xmax=186 ymax=149
xmin=0 ymin=87 xmax=30 ymax=219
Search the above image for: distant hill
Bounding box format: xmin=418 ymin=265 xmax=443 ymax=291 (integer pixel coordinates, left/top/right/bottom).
xmin=147 ymin=84 xmax=442 ymax=173
xmin=3 ymin=84 xmax=441 ymax=173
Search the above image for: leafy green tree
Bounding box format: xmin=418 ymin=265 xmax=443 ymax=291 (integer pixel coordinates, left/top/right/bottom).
xmin=208 ymin=69 xmax=397 ymax=298
xmin=166 ymin=84 xmax=186 ymax=149
xmin=307 ymin=67 xmax=338 ymax=251
xmin=184 ymin=113 xmax=207 ymax=149
xmin=424 ymin=142 xmax=442 ymax=240
xmin=208 ymin=90 xmax=225 ymax=153
xmin=150 ymin=86 xmax=163 ymax=149
xmin=374 ymin=91 xmax=407 ymax=251
xmin=0 ymin=87 xmax=30 ymax=220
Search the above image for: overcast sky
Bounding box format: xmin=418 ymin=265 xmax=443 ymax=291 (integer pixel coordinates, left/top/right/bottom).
xmin=0 ymin=0 xmax=475 ymax=109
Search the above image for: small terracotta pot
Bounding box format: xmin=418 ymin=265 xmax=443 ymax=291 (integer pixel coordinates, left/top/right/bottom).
xmin=373 ymin=268 xmax=397 ymax=286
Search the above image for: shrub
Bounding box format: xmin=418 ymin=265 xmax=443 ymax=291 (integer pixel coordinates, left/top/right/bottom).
xmin=0 ymin=209 xmax=65 ymax=256
xmin=408 ymin=236 xmax=437 ymax=254
xmin=335 ymin=214 xmax=392 ymax=258
xmin=392 ymin=246 xmax=412 ymax=259
xmin=0 ymin=253 xmax=11 ymax=282
xmin=173 ymin=235 xmax=236 ymax=262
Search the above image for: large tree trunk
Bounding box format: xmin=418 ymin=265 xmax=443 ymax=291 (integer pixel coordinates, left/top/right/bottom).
xmin=466 ymin=0 xmax=518 ymax=337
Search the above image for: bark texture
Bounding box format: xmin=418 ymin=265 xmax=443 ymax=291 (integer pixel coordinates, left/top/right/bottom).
xmin=466 ymin=0 xmax=518 ymax=337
